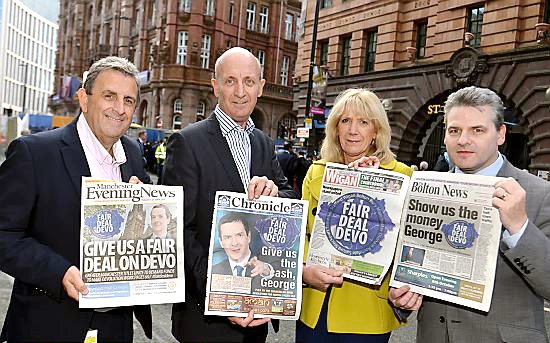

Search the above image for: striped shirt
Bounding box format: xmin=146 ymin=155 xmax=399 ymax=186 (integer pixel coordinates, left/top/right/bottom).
xmin=215 ymin=105 xmax=255 ymax=191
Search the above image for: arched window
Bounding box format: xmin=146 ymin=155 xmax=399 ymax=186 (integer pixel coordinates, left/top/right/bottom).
xmin=277 ymin=113 xmax=297 ymax=140
xmin=173 ymin=114 xmax=182 ymax=130
xmin=174 ymin=99 xmax=183 ymax=113
xmin=196 ymin=101 xmax=205 ymax=121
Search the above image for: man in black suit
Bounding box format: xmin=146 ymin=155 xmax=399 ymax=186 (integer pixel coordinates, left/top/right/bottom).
xmin=0 ymin=56 xmax=151 ymax=343
xmin=164 ymin=47 xmax=296 ymax=343
xmin=212 ymin=213 xmax=272 ymax=279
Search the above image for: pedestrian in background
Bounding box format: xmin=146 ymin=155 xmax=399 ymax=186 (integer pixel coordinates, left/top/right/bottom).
xmin=155 ymin=138 xmax=167 ymax=184
xmin=276 ymin=142 xmax=298 ymax=190
xmin=298 ymin=88 xmax=412 ymax=343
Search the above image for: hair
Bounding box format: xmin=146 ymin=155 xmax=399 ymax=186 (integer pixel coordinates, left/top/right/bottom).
xmin=214 ymin=47 xmax=262 ymax=81
xmin=217 ymin=213 xmax=250 ymax=237
xmin=444 ymin=86 xmax=504 ymax=129
xmin=284 ymin=142 xmax=293 ymax=150
xmin=151 ymin=204 xmax=171 ymax=221
xmin=83 ymin=56 xmax=140 ymax=101
xmin=138 ymin=130 xmax=147 ymax=137
xmin=320 ymin=88 xmax=396 ymax=164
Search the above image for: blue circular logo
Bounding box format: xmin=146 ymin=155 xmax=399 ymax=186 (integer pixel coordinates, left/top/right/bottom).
xmin=255 ymin=216 xmax=300 ymax=250
xmin=84 ymin=209 xmax=125 ymax=239
xmin=441 ymin=220 xmax=478 ymax=249
xmin=318 ymin=192 xmax=394 ymax=256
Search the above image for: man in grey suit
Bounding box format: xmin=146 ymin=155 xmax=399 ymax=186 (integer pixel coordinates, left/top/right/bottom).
xmin=389 ymin=86 xmax=550 ymax=343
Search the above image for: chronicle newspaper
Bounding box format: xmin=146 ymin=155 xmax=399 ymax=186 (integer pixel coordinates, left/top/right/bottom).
xmin=306 ymin=162 xmax=410 ymax=285
xmin=205 ymin=191 xmax=308 ymax=320
xmin=389 ymin=171 xmax=502 ymax=312
xmin=79 ymin=177 xmax=185 ymax=308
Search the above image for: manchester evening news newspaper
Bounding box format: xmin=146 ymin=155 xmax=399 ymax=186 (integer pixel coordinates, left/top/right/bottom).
xmin=79 ymin=177 xmax=185 ymax=308
xmin=205 ymin=191 xmax=308 ymax=320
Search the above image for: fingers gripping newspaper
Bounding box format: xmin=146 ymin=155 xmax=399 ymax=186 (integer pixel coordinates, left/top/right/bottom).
xmin=79 ymin=177 xmax=185 ymax=308
xmin=306 ymin=162 xmax=410 ymax=285
xmin=205 ymin=191 xmax=308 ymax=320
xmin=389 ymin=171 xmax=502 ymax=312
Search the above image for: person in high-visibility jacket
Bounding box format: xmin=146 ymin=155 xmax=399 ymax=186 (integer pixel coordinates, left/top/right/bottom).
xmin=155 ymin=138 xmax=167 ymax=184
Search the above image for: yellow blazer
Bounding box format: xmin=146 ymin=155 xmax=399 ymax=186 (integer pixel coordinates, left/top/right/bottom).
xmin=300 ymin=159 xmax=413 ymax=334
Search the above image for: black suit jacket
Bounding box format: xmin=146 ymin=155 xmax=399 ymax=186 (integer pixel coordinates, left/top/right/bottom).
xmin=0 ymin=119 xmax=152 ymax=342
xmin=164 ymin=114 xmax=296 ymax=342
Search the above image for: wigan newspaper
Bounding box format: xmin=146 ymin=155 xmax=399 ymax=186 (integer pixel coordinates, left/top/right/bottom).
xmin=205 ymin=191 xmax=308 ymax=320
xmin=389 ymin=171 xmax=502 ymax=312
xmin=79 ymin=177 xmax=185 ymax=308
xmin=306 ymin=162 xmax=410 ymax=285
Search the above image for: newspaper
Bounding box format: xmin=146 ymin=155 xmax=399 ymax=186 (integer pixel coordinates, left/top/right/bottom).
xmin=306 ymin=162 xmax=409 ymax=285
xmin=205 ymin=191 xmax=308 ymax=320
xmin=389 ymin=171 xmax=502 ymax=312
xmin=79 ymin=177 xmax=185 ymax=308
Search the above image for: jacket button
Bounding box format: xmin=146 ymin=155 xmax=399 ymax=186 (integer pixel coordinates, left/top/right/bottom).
xmin=439 ymin=316 xmax=446 ymax=323
xmin=514 ymin=258 xmax=520 ymax=263
xmin=311 ymin=207 xmax=317 ymax=216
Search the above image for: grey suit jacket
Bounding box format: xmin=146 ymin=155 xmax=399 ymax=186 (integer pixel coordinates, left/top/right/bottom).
xmin=417 ymin=158 xmax=550 ymax=343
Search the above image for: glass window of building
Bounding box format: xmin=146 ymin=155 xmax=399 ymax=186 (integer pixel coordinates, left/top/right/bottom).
xmin=151 ymin=0 xmax=157 ymax=26
xmin=228 ymin=2 xmax=234 ymax=23
xmin=173 ymin=115 xmax=182 ymax=129
xmin=320 ymin=0 xmax=332 ymax=9
xmin=544 ymin=0 xmax=550 ymax=23
xmin=176 ymin=31 xmax=188 ymax=65
xmin=180 ymin=0 xmax=191 ymax=12
xmin=201 ymin=34 xmax=211 ymax=68
xmin=340 ymin=36 xmax=352 ymax=76
xmin=257 ymin=49 xmax=265 ymax=78
xmin=364 ymin=30 xmax=377 ymax=72
xmin=205 ymin=0 xmax=215 ymax=16
xmin=318 ymin=40 xmax=329 ymax=66
xmin=174 ymin=99 xmax=183 ymax=113
xmin=280 ymin=56 xmax=289 ymax=86
xmin=285 ymin=13 xmax=293 ymax=40
xmin=197 ymin=101 xmax=206 ymax=119
xmin=467 ymin=6 xmax=484 ymax=47
xmin=259 ymin=6 xmax=269 ymax=34
xmin=247 ymin=2 xmax=256 ymax=31
xmin=415 ymin=21 xmax=427 ymax=59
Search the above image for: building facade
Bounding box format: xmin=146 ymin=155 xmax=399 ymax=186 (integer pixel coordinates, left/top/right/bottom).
xmin=295 ymin=0 xmax=550 ymax=174
xmin=0 ymin=0 xmax=58 ymax=116
xmin=52 ymin=0 xmax=301 ymax=139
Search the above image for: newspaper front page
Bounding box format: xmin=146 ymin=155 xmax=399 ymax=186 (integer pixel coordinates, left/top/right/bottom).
xmin=79 ymin=177 xmax=185 ymax=308
xmin=306 ymin=162 xmax=409 ymax=285
xmin=205 ymin=191 xmax=308 ymax=320
xmin=389 ymin=171 xmax=502 ymax=312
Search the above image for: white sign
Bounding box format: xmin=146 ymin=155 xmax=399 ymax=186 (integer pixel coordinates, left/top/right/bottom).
xmin=296 ymin=127 xmax=309 ymax=138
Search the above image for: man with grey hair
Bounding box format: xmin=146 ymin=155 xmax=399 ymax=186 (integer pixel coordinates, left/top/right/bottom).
xmin=164 ymin=47 xmax=296 ymax=342
xmin=389 ymin=86 xmax=550 ymax=342
xmin=0 ymin=56 xmax=151 ymax=342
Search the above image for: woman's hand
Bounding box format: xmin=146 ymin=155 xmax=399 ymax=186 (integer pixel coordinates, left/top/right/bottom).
xmin=347 ymin=156 xmax=380 ymax=169
xmin=302 ymin=265 xmax=343 ymax=292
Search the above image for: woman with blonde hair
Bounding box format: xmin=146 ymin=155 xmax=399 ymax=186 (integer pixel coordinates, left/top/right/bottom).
xmin=297 ymin=88 xmax=414 ymax=343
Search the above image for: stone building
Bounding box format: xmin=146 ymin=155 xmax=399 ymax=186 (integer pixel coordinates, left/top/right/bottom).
xmin=51 ymin=0 xmax=301 ymax=138
xmin=294 ymin=0 xmax=550 ymax=173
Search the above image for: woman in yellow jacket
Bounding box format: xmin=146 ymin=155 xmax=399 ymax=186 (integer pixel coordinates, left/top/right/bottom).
xmin=297 ymin=88 xmax=413 ymax=343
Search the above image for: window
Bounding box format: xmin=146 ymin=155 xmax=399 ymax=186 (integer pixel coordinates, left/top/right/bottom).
xmin=201 ymin=34 xmax=211 ymax=68
xmin=259 ymin=6 xmax=269 ymax=33
xmin=319 ymin=40 xmax=329 ymax=66
xmin=150 ymin=0 xmax=157 ymax=26
xmin=467 ymin=6 xmax=484 ymax=47
xmin=415 ymin=21 xmax=427 ymax=59
xmin=280 ymin=56 xmax=289 ymax=86
xmin=340 ymin=36 xmax=351 ymax=76
xmin=285 ymin=13 xmax=293 ymax=40
xmin=173 ymin=99 xmax=183 ymax=113
xmin=364 ymin=30 xmax=376 ymax=72
xmin=205 ymin=0 xmax=215 ymax=16
xmin=544 ymin=0 xmax=550 ymax=23
xmin=320 ymin=0 xmax=332 ymax=9
xmin=173 ymin=115 xmax=182 ymax=129
xmin=228 ymin=2 xmax=234 ymax=23
xmin=257 ymin=50 xmax=265 ymax=78
xmin=176 ymin=31 xmax=188 ymax=65
xmin=180 ymin=0 xmax=191 ymax=12
xmin=246 ymin=2 xmax=256 ymax=31
xmin=197 ymin=101 xmax=205 ymax=119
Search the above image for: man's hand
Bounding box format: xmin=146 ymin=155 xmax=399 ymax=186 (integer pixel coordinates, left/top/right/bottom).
xmin=347 ymin=156 xmax=381 ymax=170
xmin=228 ymin=310 xmax=271 ymax=327
xmin=62 ymin=266 xmax=88 ymax=301
xmin=247 ymin=176 xmax=278 ymax=200
xmin=247 ymin=256 xmax=271 ymax=277
xmin=388 ymin=285 xmax=423 ymax=311
xmin=128 ymin=176 xmax=144 ymax=184
xmin=492 ymin=177 xmax=528 ymax=235
xmin=302 ymin=265 xmax=343 ymax=292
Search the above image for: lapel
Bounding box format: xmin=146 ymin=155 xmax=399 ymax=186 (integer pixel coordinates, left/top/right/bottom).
xmin=120 ymin=136 xmax=133 ymax=182
xmin=249 ymin=129 xmax=263 ymax=178
xmin=206 ymin=115 xmax=245 ymax=192
xmin=496 ymin=156 xmax=515 ymax=178
xmin=60 ymin=118 xmax=91 ymax=196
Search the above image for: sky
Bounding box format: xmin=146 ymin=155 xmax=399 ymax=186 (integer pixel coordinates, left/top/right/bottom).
xmin=20 ymin=0 xmax=59 ymax=23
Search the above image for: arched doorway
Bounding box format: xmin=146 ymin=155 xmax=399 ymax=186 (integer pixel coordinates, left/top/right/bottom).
xmin=277 ymin=113 xmax=297 ymax=141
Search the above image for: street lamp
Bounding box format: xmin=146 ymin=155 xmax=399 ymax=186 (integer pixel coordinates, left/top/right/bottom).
xmin=19 ymin=63 xmax=29 ymax=114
